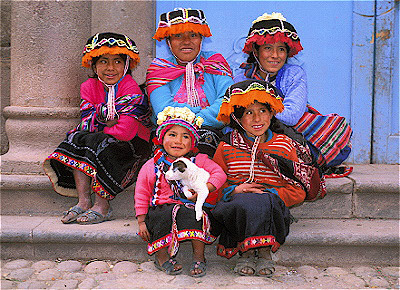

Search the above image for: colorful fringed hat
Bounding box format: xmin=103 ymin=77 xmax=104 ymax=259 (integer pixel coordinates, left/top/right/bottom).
xmin=153 ymin=8 xmax=212 ymax=41
xmin=156 ymin=106 xmax=204 ymax=150
xmin=243 ymin=12 xmax=303 ymax=57
xmin=217 ymin=80 xmax=284 ymax=124
xmin=82 ymin=32 xmax=140 ymax=69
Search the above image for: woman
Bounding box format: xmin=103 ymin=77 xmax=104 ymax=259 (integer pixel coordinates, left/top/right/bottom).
xmin=43 ymin=32 xmax=152 ymax=224
xmin=146 ymin=8 xmax=234 ymax=157
xmin=235 ymin=12 xmax=352 ymax=176
xmin=212 ymin=79 xmax=325 ymax=276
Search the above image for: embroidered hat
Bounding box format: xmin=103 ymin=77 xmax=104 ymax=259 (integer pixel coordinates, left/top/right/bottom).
xmin=82 ymin=32 xmax=140 ymax=69
xmin=156 ymin=106 xmax=204 ymax=149
xmin=243 ymin=12 xmax=303 ymax=57
xmin=153 ymin=8 xmax=212 ymax=41
xmin=217 ymin=80 xmax=284 ymax=124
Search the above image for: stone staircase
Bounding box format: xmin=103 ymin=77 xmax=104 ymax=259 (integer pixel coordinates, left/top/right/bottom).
xmin=1 ymin=164 xmax=399 ymax=267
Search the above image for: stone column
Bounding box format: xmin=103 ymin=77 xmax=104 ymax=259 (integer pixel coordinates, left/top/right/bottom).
xmin=1 ymin=0 xmax=11 ymax=155
xmin=91 ymin=1 xmax=156 ymax=85
xmin=1 ymin=1 xmax=91 ymax=174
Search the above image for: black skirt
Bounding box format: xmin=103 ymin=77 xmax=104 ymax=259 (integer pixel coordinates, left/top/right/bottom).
xmin=43 ymin=131 xmax=151 ymax=199
xmin=211 ymin=192 xmax=291 ymax=258
xmin=144 ymin=204 xmax=217 ymax=255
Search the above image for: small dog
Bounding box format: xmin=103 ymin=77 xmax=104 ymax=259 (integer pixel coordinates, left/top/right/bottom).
xmin=165 ymin=157 xmax=210 ymax=221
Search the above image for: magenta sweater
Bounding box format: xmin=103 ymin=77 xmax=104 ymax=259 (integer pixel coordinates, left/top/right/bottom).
xmin=134 ymin=154 xmax=227 ymax=216
xmin=80 ymin=76 xmax=150 ymax=141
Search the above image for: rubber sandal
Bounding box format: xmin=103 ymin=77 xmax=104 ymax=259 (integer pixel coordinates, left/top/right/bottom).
xmin=255 ymin=257 xmax=275 ymax=277
xmin=61 ymin=205 xmax=85 ymax=224
xmin=190 ymin=261 xmax=206 ymax=278
xmin=234 ymin=256 xmax=256 ymax=276
xmin=154 ymin=258 xmax=182 ymax=275
xmin=76 ymin=208 xmax=113 ymax=225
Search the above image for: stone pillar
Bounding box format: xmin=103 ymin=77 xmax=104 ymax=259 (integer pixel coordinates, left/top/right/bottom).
xmin=1 ymin=1 xmax=91 ymax=174
xmin=1 ymin=0 xmax=11 ymax=154
xmin=91 ymin=1 xmax=156 ymax=85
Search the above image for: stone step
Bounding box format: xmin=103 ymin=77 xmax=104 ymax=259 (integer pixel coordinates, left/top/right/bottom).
xmin=1 ymin=215 xmax=398 ymax=267
xmin=1 ymin=165 xmax=399 ymax=219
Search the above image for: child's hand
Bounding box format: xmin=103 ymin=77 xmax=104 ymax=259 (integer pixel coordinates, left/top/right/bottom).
xmin=106 ymin=119 xmax=118 ymax=127
xmin=187 ymin=192 xmax=198 ymax=202
xmin=234 ymin=183 xmax=265 ymax=194
xmin=138 ymin=221 xmax=150 ymax=242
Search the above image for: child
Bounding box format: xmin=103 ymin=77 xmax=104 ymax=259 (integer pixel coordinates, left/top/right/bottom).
xmin=211 ymin=80 xmax=325 ymax=276
xmin=146 ymin=8 xmax=234 ymax=157
xmin=134 ymin=106 xmax=227 ymax=277
xmin=43 ymin=32 xmax=152 ymax=224
xmin=234 ymin=12 xmax=352 ymax=176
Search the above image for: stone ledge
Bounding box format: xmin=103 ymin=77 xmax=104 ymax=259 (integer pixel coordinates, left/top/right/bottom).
xmin=1 ymin=216 xmax=398 ymax=266
xmin=2 ymin=106 xmax=80 ymax=119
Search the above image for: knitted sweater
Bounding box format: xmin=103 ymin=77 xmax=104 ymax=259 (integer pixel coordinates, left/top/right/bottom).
xmin=213 ymin=131 xmax=306 ymax=207
xmin=134 ymin=153 xmax=227 ymax=216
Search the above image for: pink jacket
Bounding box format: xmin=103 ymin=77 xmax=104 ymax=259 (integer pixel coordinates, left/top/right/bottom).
xmin=134 ymin=154 xmax=227 ymax=216
xmin=80 ymin=76 xmax=150 ymax=141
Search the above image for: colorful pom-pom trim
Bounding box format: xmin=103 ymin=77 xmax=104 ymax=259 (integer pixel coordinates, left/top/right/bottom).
xmin=153 ymin=22 xmax=212 ymax=41
xmin=82 ymin=46 xmax=140 ymax=69
xmin=217 ymin=89 xmax=284 ymax=124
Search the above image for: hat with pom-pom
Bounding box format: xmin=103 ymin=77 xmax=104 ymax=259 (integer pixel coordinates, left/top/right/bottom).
xmin=243 ymin=12 xmax=303 ymax=57
xmin=217 ymin=80 xmax=284 ymax=125
xmin=156 ymin=106 xmax=204 ymax=150
xmin=82 ymin=32 xmax=140 ymax=69
xmin=153 ymin=8 xmax=212 ymax=41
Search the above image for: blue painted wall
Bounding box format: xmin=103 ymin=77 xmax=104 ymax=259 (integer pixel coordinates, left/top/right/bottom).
xmin=155 ymin=0 xmax=399 ymax=164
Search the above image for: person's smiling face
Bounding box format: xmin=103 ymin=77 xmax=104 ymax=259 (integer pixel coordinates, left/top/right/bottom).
xmin=240 ymin=101 xmax=273 ymax=142
xmin=254 ymin=41 xmax=288 ymax=77
xmin=168 ymin=31 xmax=202 ymax=65
xmin=163 ymin=125 xmax=192 ymax=159
xmin=93 ymin=53 xmax=125 ymax=85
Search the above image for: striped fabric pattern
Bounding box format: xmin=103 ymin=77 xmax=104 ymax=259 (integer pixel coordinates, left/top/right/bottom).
xmin=146 ymin=53 xmax=233 ymax=95
xmin=223 ymin=134 xmax=296 ymax=187
xmin=294 ymin=107 xmax=352 ymax=165
xmin=70 ymin=93 xmax=152 ymax=134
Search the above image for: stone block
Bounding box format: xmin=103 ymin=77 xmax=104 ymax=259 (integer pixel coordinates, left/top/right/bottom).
xmin=290 ymin=177 xmax=353 ymax=219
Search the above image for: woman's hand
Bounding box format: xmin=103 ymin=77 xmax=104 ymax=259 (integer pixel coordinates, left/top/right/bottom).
xmin=233 ymin=182 xmax=265 ymax=194
xmin=105 ymin=119 xmax=118 ymax=127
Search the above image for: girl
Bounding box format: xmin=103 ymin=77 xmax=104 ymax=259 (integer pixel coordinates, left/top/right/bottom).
xmin=146 ymin=8 xmax=234 ymax=157
xmin=43 ymin=32 xmax=152 ymax=224
xmin=235 ymin=12 xmax=352 ymax=177
xmin=212 ymin=80 xmax=325 ymax=276
xmin=134 ymin=106 xmax=226 ymax=277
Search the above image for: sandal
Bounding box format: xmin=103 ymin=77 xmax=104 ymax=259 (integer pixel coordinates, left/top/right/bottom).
xmin=255 ymin=257 xmax=275 ymax=277
xmin=61 ymin=205 xmax=85 ymax=224
xmin=234 ymin=256 xmax=256 ymax=276
xmin=190 ymin=261 xmax=206 ymax=278
xmin=76 ymin=208 xmax=113 ymax=225
xmin=154 ymin=258 xmax=182 ymax=275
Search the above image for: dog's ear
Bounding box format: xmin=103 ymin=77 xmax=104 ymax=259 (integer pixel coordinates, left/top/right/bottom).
xmin=173 ymin=160 xmax=187 ymax=173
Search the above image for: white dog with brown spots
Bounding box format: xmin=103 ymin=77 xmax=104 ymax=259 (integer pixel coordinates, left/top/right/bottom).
xmin=165 ymin=157 xmax=210 ymax=221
